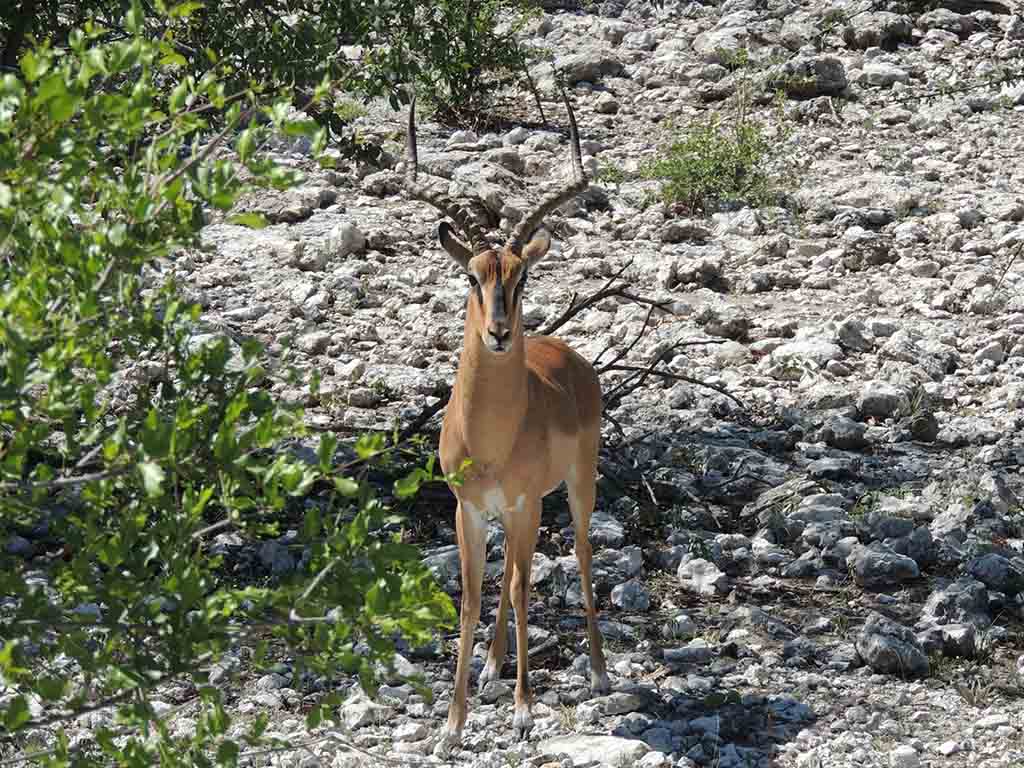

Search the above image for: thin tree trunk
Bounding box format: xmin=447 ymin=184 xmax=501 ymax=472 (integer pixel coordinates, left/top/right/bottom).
xmin=1 ymin=0 xmax=37 ymax=73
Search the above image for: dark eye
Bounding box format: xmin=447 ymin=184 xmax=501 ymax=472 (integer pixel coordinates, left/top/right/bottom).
xmin=467 ymin=275 xmax=478 ymax=287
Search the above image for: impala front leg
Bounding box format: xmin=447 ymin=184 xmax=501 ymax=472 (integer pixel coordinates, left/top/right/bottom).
xmin=481 ymin=538 xmax=512 ymax=688
xmin=508 ymin=498 xmax=541 ymax=740
xmin=440 ymin=501 xmax=487 ymax=756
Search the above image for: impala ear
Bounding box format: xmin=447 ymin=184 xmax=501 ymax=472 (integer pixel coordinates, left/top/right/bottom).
xmin=521 ymin=228 xmax=551 ymax=268
xmin=438 ymin=222 xmax=473 ymax=271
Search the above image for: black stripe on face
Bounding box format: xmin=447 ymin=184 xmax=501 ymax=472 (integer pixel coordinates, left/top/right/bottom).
xmin=492 ymin=256 xmax=506 ymax=320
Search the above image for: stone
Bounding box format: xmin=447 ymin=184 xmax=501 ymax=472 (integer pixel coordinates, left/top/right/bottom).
xmin=537 ymin=734 xmax=650 ymax=765
xmin=393 ymin=722 xmax=429 ymax=742
xmin=836 ymin=318 xmax=873 ymax=352
xmin=547 ymin=51 xmax=624 ymax=85
xmin=595 ymin=92 xmax=620 ymax=114
xmin=663 ymin=613 xmax=698 ymax=641
xmin=856 ymin=612 xmax=929 ymax=678
xmin=820 ymin=415 xmax=868 ymax=450
xmin=847 ymin=543 xmax=919 ymax=588
xmin=479 ymin=680 xmax=512 ymax=704
xmin=692 ymin=27 xmax=750 ymax=63
xmin=678 ymin=557 xmax=730 ymax=596
xmin=858 ymin=380 xmax=909 ymax=421
xmin=918 ymin=623 xmax=976 ymax=658
xmin=767 ymin=55 xmax=848 ymax=98
xmin=326 ymin=222 xmax=366 ymax=259
xmin=590 ymin=510 xmax=625 ymax=548
xmin=965 ymin=553 xmax=1024 ymax=594
xmin=889 ymin=745 xmax=920 ymax=768
xmin=258 ymin=540 xmax=296 ymax=575
xmin=297 ymin=331 xmax=332 ymax=355
xmin=976 ymin=712 xmax=1010 ymax=729
xmin=921 ymin=578 xmax=991 ymax=628
xmin=340 ymin=692 xmax=392 ymax=729
xmin=771 ymin=339 xmax=844 ymax=368
xmin=601 ymin=691 xmax=646 ymax=715
xmin=611 ymin=579 xmax=651 ymax=611
xmin=660 ymin=220 xmax=711 ymax=244
xmin=864 ymin=62 xmax=909 ymax=87
xmin=843 ymin=12 xmax=913 ymax=50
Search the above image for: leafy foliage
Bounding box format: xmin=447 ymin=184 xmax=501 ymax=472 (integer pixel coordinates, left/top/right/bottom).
xmin=641 ymin=113 xmax=777 ymax=214
xmin=0 ymin=0 xmax=542 ymax=124
xmin=0 ymin=4 xmax=454 ymax=765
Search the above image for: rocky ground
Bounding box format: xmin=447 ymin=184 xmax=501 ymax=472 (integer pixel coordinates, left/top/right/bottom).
xmin=13 ymin=0 xmax=1024 ymax=765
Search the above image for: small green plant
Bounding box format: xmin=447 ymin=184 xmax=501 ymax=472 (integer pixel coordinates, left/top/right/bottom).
xmin=641 ymin=113 xmax=777 ymax=214
xmin=595 ymin=160 xmax=627 ymax=185
xmin=716 ymin=46 xmax=751 ymax=72
xmin=687 ymin=536 xmax=713 ymax=561
xmin=335 ymin=97 xmax=369 ymax=123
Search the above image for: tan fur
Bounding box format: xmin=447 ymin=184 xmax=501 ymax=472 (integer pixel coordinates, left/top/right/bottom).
xmin=437 ymin=241 xmax=609 ymax=750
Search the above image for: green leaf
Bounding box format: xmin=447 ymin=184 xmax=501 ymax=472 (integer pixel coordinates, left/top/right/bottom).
xmin=3 ymin=696 xmax=31 ymax=731
xmin=159 ymin=48 xmax=188 ymax=68
xmin=168 ymin=80 xmax=188 ymax=112
xmin=227 ymin=212 xmax=268 ymax=229
xmin=394 ymin=469 xmax=424 ymax=500
xmin=138 ymin=461 xmax=165 ymax=498
xmin=19 ymin=50 xmax=43 ymax=83
xmin=49 ymin=90 xmax=78 ymax=123
xmin=125 ymin=0 xmax=144 ymax=34
xmin=334 ymin=476 xmax=359 ymax=497
xmin=302 ymin=506 xmax=320 ymax=540
xmin=237 ymin=128 xmax=255 ymax=162
xmin=169 ymin=1 xmax=206 ymax=18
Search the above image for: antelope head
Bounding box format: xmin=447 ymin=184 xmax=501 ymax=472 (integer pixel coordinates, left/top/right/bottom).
xmin=404 ymin=91 xmax=588 ymax=355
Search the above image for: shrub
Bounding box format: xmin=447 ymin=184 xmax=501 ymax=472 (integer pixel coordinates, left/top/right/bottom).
xmin=641 ymin=113 xmax=776 ymax=214
xmin=0 ymin=0 xmax=541 ymax=124
xmin=0 ymin=4 xmax=454 ymax=765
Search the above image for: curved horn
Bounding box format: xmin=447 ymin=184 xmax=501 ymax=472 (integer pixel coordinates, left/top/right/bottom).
xmin=403 ymin=94 xmax=491 ymax=252
xmin=506 ymin=88 xmax=588 ymax=254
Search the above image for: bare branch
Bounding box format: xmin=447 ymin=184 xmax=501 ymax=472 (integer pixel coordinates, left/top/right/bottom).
xmin=603 ymin=363 xmax=742 ymax=409
xmin=0 ymin=467 xmax=129 ymax=494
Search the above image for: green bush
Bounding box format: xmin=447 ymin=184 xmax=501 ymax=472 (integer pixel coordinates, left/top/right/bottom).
xmin=0 ymin=0 xmax=541 ymax=124
xmin=641 ymin=113 xmax=777 ymax=214
xmin=0 ymin=4 xmax=454 ymax=765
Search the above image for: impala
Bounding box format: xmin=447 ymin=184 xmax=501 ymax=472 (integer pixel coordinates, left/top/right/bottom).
xmin=402 ymin=91 xmax=610 ymax=752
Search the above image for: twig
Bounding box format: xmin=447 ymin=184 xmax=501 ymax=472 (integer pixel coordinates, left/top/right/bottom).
xmin=887 ymin=66 xmax=1024 ymax=106
xmin=595 ymin=305 xmax=655 ymax=374
xmin=520 ymin=47 xmax=546 ymax=126
xmin=538 ymin=260 xmax=676 ymax=337
xmin=539 ymin=259 xmax=632 ymax=336
xmin=396 ymin=386 xmax=452 ymax=443
xmin=190 ymin=518 xmax=235 ymax=541
xmin=994 ymin=238 xmax=1024 ymax=294
xmin=148 ymin=119 xmax=235 ymax=211
xmin=288 ymin=559 xmax=340 ymax=624
xmin=0 ymin=467 xmax=129 ymax=494
xmin=604 ymin=363 xmax=743 ymax=408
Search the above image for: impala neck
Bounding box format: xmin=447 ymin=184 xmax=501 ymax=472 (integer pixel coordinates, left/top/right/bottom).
xmin=453 ymin=307 xmax=528 ymax=471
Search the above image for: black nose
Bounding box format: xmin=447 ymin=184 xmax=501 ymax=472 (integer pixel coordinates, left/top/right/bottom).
xmin=489 ymin=327 xmax=511 ymax=343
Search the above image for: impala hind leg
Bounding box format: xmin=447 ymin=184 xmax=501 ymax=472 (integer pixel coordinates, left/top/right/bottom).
xmin=507 ymin=498 xmax=541 ymax=740
xmin=440 ymin=501 xmax=488 ymax=755
xmin=480 ymin=538 xmax=512 ymax=689
xmin=568 ymin=459 xmax=610 ymax=695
